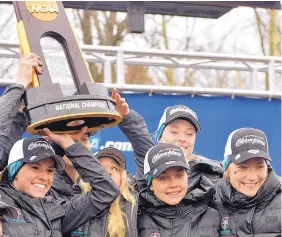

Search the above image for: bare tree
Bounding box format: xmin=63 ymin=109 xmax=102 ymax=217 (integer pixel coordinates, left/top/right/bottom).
xmin=74 ymin=10 xmax=128 ymax=83
xmin=254 ymin=9 xmax=280 ymax=90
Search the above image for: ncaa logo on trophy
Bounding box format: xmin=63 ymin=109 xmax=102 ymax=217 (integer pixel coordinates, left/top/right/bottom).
xmin=13 ymin=1 xmax=122 ymax=134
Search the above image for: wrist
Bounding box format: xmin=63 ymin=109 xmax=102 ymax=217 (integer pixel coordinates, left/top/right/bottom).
xmin=61 ymin=140 xmax=75 ymax=150
xmin=17 ymin=80 xmax=29 ymax=90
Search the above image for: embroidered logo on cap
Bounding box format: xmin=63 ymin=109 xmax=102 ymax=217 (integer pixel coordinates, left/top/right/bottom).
xmin=235 ymin=135 xmax=265 ymax=147
xmin=169 ymin=106 xmax=197 ymax=119
xmin=152 ymin=148 xmax=181 ymax=164
xmin=165 ymin=161 xmax=176 ymax=165
xmin=153 ymin=169 xmax=158 ymax=176
xmin=28 ymin=141 xmax=55 ymax=153
xmin=248 ymin=149 xmax=260 ymax=154
xmin=29 ymin=155 xmax=37 ymax=161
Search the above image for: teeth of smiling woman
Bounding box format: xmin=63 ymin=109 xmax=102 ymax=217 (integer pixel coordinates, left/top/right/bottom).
xmin=168 ymin=192 xmax=180 ymax=195
xmin=244 ymin=183 xmax=256 ymax=187
xmin=33 ymin=184 xmax=46 ymax=189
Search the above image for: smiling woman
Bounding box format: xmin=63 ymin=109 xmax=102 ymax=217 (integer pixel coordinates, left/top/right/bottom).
xmin=6 ymin=138 xmax=64 ymax=198
xmin=0 ymin=131 xmax=119 ymax=237
xmin=137 ymin=143 xmax=221 ymax=237
xmin=151 ymin=104 xmax=224 ymax=185
xmin=12 ymin=159 xmax=55 ymax=198
xmin=213 ymin=127 xmax=281 ymax=236
xmin=225 ymin=158 xmax=268 ymax=197
xmin=150 ymin=167 xmax=188 ymax=205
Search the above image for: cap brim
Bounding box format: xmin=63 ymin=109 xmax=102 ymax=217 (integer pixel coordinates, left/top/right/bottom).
xmin=0 ymin=201 xmax=19 ymax=218
xmin=166 ymin=114 xmax=200 ymax=132
xmin=21 ymin=155 xmax=65 ymax=171
xmin=151 ymin=161 xmax=190 ymax=178
xmin=229 ymin=150 xmax=272 ymax=164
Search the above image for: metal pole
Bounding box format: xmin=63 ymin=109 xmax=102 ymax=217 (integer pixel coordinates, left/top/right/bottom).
xmin=251 ymin=68 xmax=258 ymax=90
xmin=103 ymin=83 xmax=282 ymax=99
xmin=268 ymin=60 xmax=276 ymax=91
xmin=1 ymin=41 xmax=282 ymax=62
xmin=116 ymin=50 xmax=125 ymax=84
xmin=103 ymin=60 xmax=112 ymax=83
xmin=1 ymin=80 xmax=281 ymax=99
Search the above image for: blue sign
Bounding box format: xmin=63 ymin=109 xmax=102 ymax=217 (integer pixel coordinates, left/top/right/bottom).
xmin=1 ymin=87 xmax=281 ymax=175
xmin=90 ymin=93 xmax=281 ymax=175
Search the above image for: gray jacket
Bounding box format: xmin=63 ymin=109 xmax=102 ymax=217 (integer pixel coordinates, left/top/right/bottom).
xmin=118 ymin=110 xmax=220 ymax=237
xmin=0 ymin=84 xmax=28 ymax=171
xmin=0 ymin=84 xmax=84 ymax=201
xmin=213 ymin=169 xmax=281 ymax=237
xmin=1 ymin=142 xmax=119 ymax=237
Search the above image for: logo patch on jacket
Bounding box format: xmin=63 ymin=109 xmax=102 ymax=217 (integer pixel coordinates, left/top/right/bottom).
xmin=220 ymin=216 xmax=231 ymax=235
xmin=150 ymin=232 xmax=160 ymax=237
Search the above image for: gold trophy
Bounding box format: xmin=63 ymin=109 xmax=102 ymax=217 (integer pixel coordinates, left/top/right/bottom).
xmin=13 ymin=1 xmax=122 ymax=134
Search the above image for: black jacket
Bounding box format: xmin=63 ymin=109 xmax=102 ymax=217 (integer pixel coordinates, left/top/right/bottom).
xmin=0 ymin=142 xmax=119 ymax=237
xmin=189 ymin=157 xmax=224 ymax=185
xmin=49 ymin=170 xmax=82 ymax=200
xmin=71 ymin=190 xmax=139 ymax=237
xmin=0 ymin=84 xmax=28 ymax=171
xmin=213 ymin=169 xmax=281 ymax=237
xmin=138 ymin=175 xmax=220 ymax=237
xmin=118 ymin=110 xmax=220 ymax=237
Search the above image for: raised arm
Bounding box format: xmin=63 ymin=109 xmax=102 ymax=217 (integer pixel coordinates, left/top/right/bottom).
xmin=0 ymin=53 xmax=42 ymax=170
xmin=42 ymin=128 xmax=120 ymax=233
xmin=112 ymin=89 xmax=155 ymax=190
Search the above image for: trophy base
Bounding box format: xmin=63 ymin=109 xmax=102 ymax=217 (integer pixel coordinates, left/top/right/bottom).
xmin=27 ymin=112 xmax=122 ymax=135
xmin=24 ymin=82 xmax=123 ymax=135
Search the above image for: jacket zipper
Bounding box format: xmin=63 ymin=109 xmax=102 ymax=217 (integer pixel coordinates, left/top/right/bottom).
xmin=40 ymin=199 xmax=53 ymax=237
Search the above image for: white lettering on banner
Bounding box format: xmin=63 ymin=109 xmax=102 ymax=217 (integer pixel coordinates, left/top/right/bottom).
xmin=90 ymin=138 xmax=100 ymax=150
xmin=28 ymin=141 xmax=55 ymax=153
xmin=55 ymin=101 xmax=106 ymax=111
xmin=100 ymin=141 xmax=133 ymax=152
xmin=152 ymin=148 xmax=182 ymax=164
xmin=169 ymin=107 xmax=197 ymax=119
xmin=235 ymin=135 xmax=265 ymax=147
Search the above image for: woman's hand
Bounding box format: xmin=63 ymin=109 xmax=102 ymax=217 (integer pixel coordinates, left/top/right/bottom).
xmin=112 ymin=88 xmax=129 ymax=117
xmin=42 ymin=127 xmax=88 ymax=150
xmin=17 ymin=53 xmax=43 ymax=89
